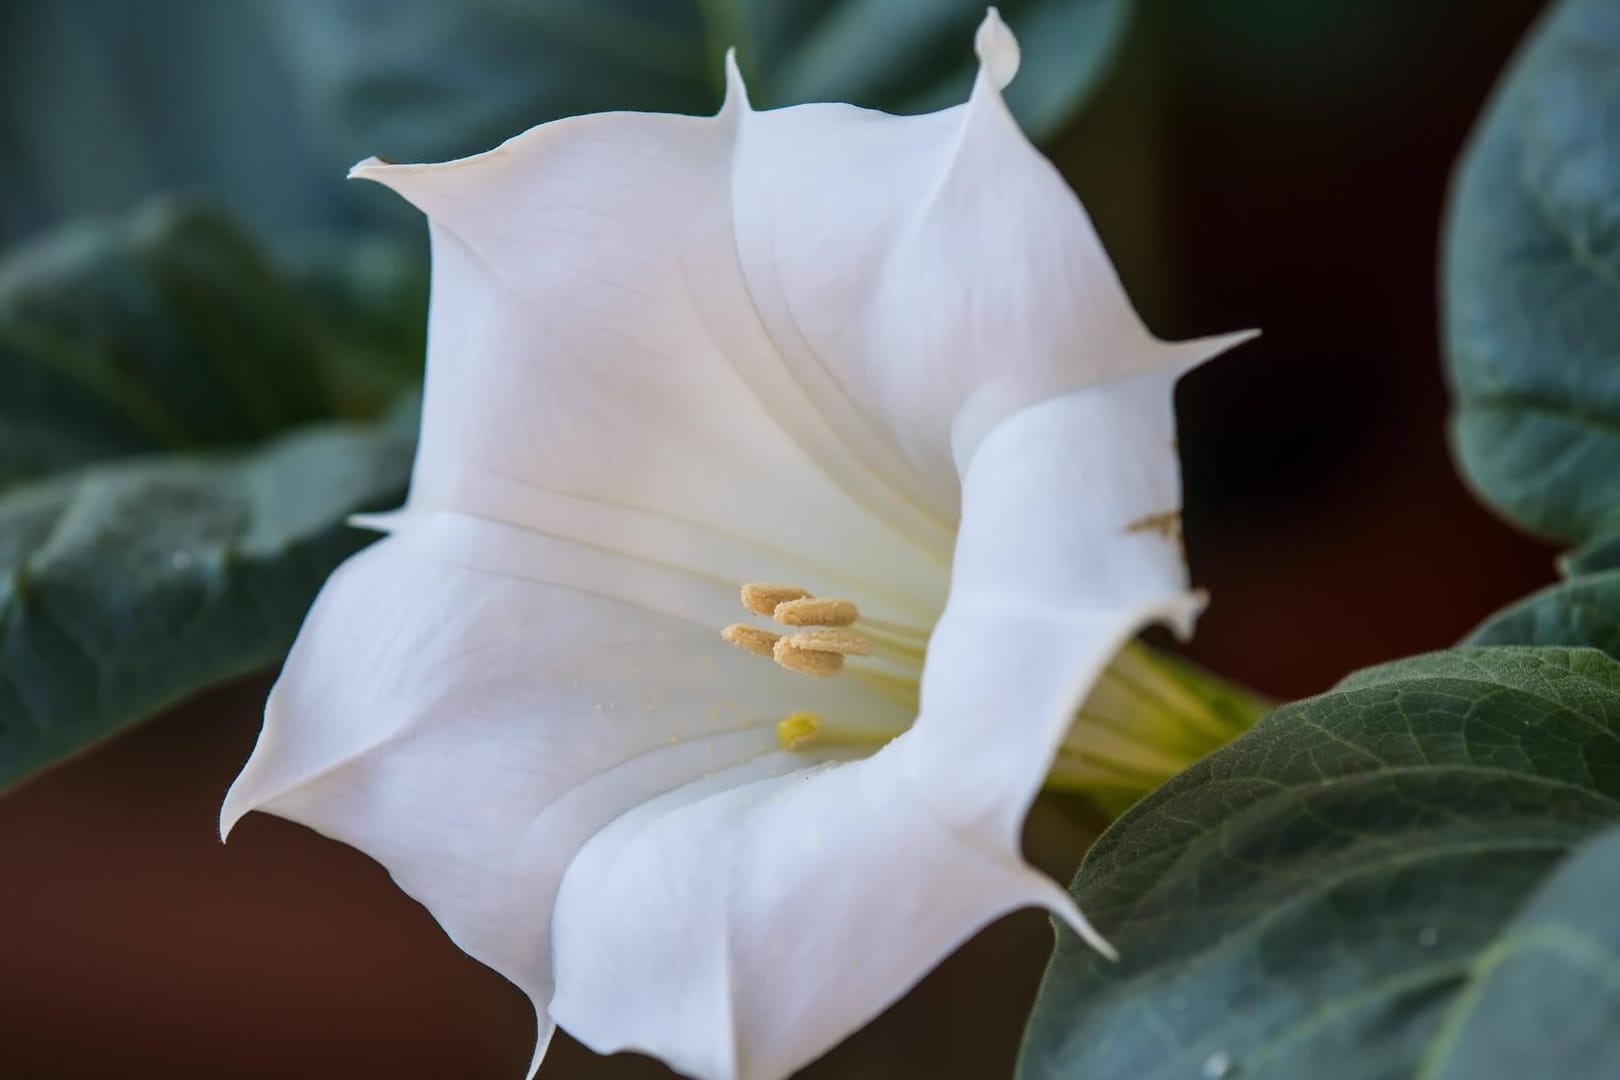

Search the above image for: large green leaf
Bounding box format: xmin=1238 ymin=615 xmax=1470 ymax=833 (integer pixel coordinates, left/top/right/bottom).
xmin=0 ymin=202 xmax=419 ymax=790
xmin=1020 ymin=647 xmax=1620 ymax=1080
xmin=1470 ymin=570 xmax=1620 ymax=658
xmin=2 ymin=1 xmax=1128 ymax=248
xmin=0 ymin=0 xmax=372 ymax=244
xmin=0 ymin=416 xmax=414 ymax=788
xmin=1565 ymin=529 xmax=1620 ymax=576
xmin=271 ymin=0 xmax=1132 ymax=165
xmin=0 ymin=202 xmax=340 ymax=487
xmin=1410 ymin=819 xmax=1620 ymax=1079
xmin=1444 ymin=0 xmax=1620 ymax=544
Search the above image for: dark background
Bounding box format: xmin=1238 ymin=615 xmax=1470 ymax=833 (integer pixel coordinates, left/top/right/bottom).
xmin=0 ymin=1 xmax=1562 ymax=1077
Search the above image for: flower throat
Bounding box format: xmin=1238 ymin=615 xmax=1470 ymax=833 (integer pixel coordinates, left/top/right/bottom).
xmin=719 ymin=583 xmax=1266 ymax=814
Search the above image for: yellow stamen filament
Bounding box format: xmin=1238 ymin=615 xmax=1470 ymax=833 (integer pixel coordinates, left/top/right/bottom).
xmin=858 ymin=614 xmax=931 ymax=642
xmin=776 ymin=711 xmax=822 ymax=749
xmin=783 ymin=629 xmax=871 ymax=656
xmin=774 ymin=597 xmax=858 ymax=627
xmin=721 ymin=624 xmax=780 ymax=658
xmin=740 ymin=583 xmax=809 ymax=616
xmin=848 ymin=666 xmax=922 ymax=709
xmin=772 ymin=638 xmax=845 ymax=678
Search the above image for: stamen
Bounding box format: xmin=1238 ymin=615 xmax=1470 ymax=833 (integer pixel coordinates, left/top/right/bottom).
xmin=776 ymin=711 xmax=822 ymax=750
xmin=783 ymin=629 xmax=871 ymax=656
xmin=721 ymin=624 xmax=780 ymax=658
xmin=774 ymin=597 xmax=859 ymax=627
xmin=740 ymin=583 xmax=809 ymax=616
xmin=772 ymin=638 xmax=845 ymax=678
xmin=731 ymin=583 xmax=876 ymax=679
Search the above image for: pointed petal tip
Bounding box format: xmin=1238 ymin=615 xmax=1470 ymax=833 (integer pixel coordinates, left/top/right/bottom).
xmin=218 ymin=784 xmax=252 ymax=844
xmin=1161 ymin=326 xmax=1261 ymax=379
xmin=347 ymin=155 xmax=393 ymax=181
xmin=348 ymin=511 xmax=404 ymax=534
xmin=721 ymin=47 xmax=752 ymax=115
xmin=1220 ymin=326 xmax=1263 ymax=349
xmin=218 ymin=727 xmax=280 ymax=845
xmin=1037 ymin=875 xmax=1118 ymax=960
xmin=974 ymin=7 xmax=1022 ymax=90
xmin=1173 ymin=589 xmax=1210 ymax=643
xmin=524 ymin=1018 xmax=559 ymax=1080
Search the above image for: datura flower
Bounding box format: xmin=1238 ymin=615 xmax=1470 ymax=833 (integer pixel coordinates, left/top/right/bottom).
xmin=223 ymin=10 xmax=1254 ymax=1080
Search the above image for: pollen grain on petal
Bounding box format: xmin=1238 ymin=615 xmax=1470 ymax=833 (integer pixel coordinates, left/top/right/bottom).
xmin=774 ymin=597 xmax=859 ymax=627
xmin=783 ymin=629 xmax=872 ymax=656
xmin=721 ymin=623 xmax=780 ymax=658
xmin=1125 ymin=510 xmax=1182 ymax=541
xmin=740 ymin=583 xmax=810 ymax=616
xmin=772 ymin=638 xmax=846 ymax=678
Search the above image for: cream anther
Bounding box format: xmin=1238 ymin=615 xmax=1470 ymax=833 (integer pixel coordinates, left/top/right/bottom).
xmin=740 ymin=583 xmax=809 ymax=616
xmin=774 ymin=597 xmax=859 ymax=627
xmin=783 ymin=629 xmax=871 ymax=656
xmin=772 ymin=638 xmax=845 ymax=678
xmin=721 ymin=624 xmax=780 ymax=658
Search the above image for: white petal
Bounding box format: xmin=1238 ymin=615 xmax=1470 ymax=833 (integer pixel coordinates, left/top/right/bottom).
xmin=900 ymin=373 xmax=1212 ymax=839
xmin=351 ymin=95 xmax=952 ymax=620
xmin=222 ymin=532 xmax=911 ymax=1053
xmin=727 ymin=11 xmax=1249 ymax=511
xmin=975 ymin=7 xmax=1022 ymax=89
xmin=548 ymin=741 xmax=1082 ymax=1080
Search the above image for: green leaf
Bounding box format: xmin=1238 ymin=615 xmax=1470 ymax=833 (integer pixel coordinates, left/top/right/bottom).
xmin=0 ymin=201 xmax=339 ymax=487
xmin=0 ymin=415 xmax=414 ymax=789
xmin=285 ymin=234 xmax=430 ymax=419
xmin=2 ymin=1 xmax=1127 ymax=248
xmin=271 ymin=0 xmax=1131 ymax=165
xmin=1019 ymin=647 xmax=1620 ymax=1080
xmin=0 ymin=0 xmax=368 ymax=244
xmin=1470 ymin=570 xmax=1620 ymax=658
xmin=1411 ymin=819 xmax=1620 ymax=1079
xmin=0 ymin=201 xmax=419 ymax=790
xmin=1564 ymin=528 xmax=1620 ymax=577
xmin=1443 ymin=0 xmax=1620 ymax=544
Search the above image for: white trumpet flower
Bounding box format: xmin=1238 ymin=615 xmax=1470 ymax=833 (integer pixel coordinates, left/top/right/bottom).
xmin=223 ymin=10 xmax=1253 ymax=1080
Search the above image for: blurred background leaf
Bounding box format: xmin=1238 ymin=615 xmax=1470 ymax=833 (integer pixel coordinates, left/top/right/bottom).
xmin=0 ymin=201 xmax=409 ymax=488
xmin=1445 ymin=0 xmax=1620 ymax=679
xmin=0 ymin=200 xmax=419 ymax=790
xmin=1444 ymin=0 xmax=1620 ymax=549
xmin=0 ymin=412 xmax=414 ymax=790
xmin=1 ymin=0 xmax=1131 ymax=248
xmin=0 ymin=1 xmax=365 ymax=244
xmin=1019 ymin=647 xmax=1620 ymax=1080
xmin=1470 ymin=569 xmax=1620 ymax=656
xmin=268 ymin=0 xmax=1131 ymax=165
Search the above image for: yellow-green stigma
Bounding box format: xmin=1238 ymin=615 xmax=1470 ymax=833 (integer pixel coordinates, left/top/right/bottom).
xmin=776 ymin=712 xmax=822 ymax=750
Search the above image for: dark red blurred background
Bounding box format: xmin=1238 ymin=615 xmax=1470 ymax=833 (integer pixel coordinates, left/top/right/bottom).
xmin=0 ymin=2 xmax=1563 ymax=1077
